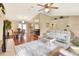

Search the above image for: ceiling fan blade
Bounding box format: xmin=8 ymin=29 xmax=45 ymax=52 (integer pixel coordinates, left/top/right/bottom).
xmin=50 ymin=7 xmax=58 ymax=9
xmin=44 ymin=3 xmax=48 ymax=6
xmin=38 ymin=8 xmax=45 ymax=11
xmin=48 ymin=3 xmax=54 ymax=6
xmin=37 ymin=4 xmax=44 ymax=7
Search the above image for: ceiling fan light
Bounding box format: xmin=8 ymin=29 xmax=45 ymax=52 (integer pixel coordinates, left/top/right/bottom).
xmin=44 ymin=8 xmax=49 ymax=12
xmin=22 ymin=21 xmax=25 ymax=23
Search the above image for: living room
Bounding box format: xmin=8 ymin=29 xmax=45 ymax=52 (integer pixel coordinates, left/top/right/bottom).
xmin=0 ymin=3 xmax=79 ymax=56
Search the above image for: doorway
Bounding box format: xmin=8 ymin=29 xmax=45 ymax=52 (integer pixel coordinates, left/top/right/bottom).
xmin=18 ymin=21 xmax=27 ymax=42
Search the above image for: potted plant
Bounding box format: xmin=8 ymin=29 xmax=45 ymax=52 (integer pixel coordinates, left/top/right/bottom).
xmin=2 ymin=20 xmax=12 ymax=52
xmin=4 ymin=20 xmax=12 ymax=39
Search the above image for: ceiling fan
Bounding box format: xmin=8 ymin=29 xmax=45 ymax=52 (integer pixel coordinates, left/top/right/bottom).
xmin=37 ymin=3 xmax=58 ymax=13
xmin=0 ymin=3 xmax=5 ymax=14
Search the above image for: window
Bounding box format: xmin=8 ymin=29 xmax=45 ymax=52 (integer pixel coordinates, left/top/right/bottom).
xmin=18 ymin=21 xmax=27 ymax=30
xmin=23 ymin=24 xmax=26 ymax=30
xmin=18 ymin=23 xmax=22 ymax=29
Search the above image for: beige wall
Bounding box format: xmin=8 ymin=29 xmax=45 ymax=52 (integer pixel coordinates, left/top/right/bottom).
xmin=0 ymin=16 xmax=3 ymax=40
xmin=32 ymin=13 xmax=79 ymax=36
xmin=68 ymin=16 xmax=79 ymax=36
xmin=39 ymin=14 xmax=52 ymax=35
xmin=33 ymin=14 xmax=69 ymax=35
xmin=32 ymin=13 xmax=53 ymax=35
xmin=49 ymin=16 xmax=68 ymax=30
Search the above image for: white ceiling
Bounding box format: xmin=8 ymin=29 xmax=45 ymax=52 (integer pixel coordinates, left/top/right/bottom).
xmin=4 ymin=3 xmax=79 ymax=21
